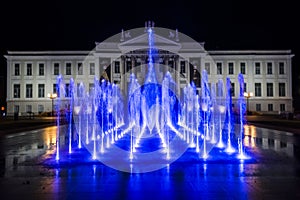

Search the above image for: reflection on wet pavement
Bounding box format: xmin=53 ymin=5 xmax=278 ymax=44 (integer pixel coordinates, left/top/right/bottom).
xmin=0 ymin=125 xmax=299 ymax=199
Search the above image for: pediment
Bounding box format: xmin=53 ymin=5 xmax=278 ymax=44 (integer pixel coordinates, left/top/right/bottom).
xmin=118 ymin=32 xmax=181 ymax=53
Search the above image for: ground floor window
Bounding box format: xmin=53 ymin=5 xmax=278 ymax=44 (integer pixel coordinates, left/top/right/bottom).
xmin=14 ymin=105 xmax=19 ymax=113
xmin=280 ymin=104 xmax=285 ymax=112
xmin=26 ymin=105 xmax=32 ymax=113
xmin=38 ymin=105 xmax=44 ymax=114
xmin=268 ymin=104 xmax=273 ymax=111
xmin=256 ymin=104 xmax=261 ymax=112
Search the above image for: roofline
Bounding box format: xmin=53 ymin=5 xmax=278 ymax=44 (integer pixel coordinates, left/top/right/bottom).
xmin=5 ymin=49 xmax=293 ymax=56
xmin=208 ymin=50 xmax=293 ymax=55
xmin=6 ymin=50 xmax=91 ymax=55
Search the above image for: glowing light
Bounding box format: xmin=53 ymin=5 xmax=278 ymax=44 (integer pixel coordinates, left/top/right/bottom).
xmin=51 ymin=27 xmax=253 ymax=170
xmin=225 ymin=146 xmax=236 ymax=154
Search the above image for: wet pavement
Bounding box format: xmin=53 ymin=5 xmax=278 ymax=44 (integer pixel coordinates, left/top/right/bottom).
xmin=0 ymin=117 xmax=300 ymax=199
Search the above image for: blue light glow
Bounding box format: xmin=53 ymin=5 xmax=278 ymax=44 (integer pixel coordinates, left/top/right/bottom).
xmin=52 ymin=27 xmax=251 ymax=170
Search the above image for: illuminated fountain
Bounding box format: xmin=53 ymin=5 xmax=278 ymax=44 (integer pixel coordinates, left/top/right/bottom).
xmin=53 ymin=26 xmax=250 ymax=172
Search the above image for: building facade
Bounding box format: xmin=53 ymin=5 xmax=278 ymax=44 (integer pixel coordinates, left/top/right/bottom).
xmin=5 ymin=27 xmax=294 ymax=116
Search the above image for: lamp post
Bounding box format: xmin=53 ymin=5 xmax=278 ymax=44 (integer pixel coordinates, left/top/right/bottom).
xmin=244 ymin=92 xmax=253 ymax=114
xmin=48 ymin=93 xmax=57 ymax=116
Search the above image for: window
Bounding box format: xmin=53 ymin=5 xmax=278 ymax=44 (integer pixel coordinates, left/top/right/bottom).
xmin=38 ymin=63 xmax=44 ymax=76
xmin=279 ymin=62 xmax=285 ymax=74
xmin=217 ymin=81 xmax=223 ymax=97
xmin=53 ymin=84 xmax=58 ymax=97
xmin=26 ymin=105 xmax=32 ymax=113
xmin=115 ymin=61 xmax=120 ymax=73
xmin=230 ymin=82 xmax=235 ymax=97
xmin=89 ymin=83 xmax=94 ymax=92
xmin=204 ymin=62 xmax=210 ymax=74
xmin=14 ymin=105 xmax=19 ymax=113
xmin=255 ymin=62 xmax=261 ymax=74
xmin=90 ymin=63 xmax=95 ymax=75
xmin=78 ymin=62 xmax=83 ymax=75
xmin=38 ymin=105 xmax=44 ymax=114
xmin=268 ymin=104 xmax=273 ymax=111
xmin=14 ymin=63 xmax=20 ymax=75
xmin=65 ymin=83 xmax=70 ymax=97
xmin=26 ymin=84 xmax=33 ymax=98
xmin=54 ymin=63 xmax=60 ymax=75
xmin=38 ymin=84 xmax=45 ymax=98
xmin=255 ymin=83 xmax=261 ymax=97
xmin=280 ymin=104 xmax=285 ymax=112
xmin=192 ymin=68 xmax=201 ymax=87
xmin=240 ymin=62 xmax=246 ymax=74
xmin=13 ymin=84 xmax=20 ymax=98
xmin=77 ymin=83 xmax=83 ymax=97
xmin=267 ymin=62 xmax=273 ymax=74
xmin=216 ymin=62 xmax=222 ymax=74
xmin=279 ymin=83 xmax=286 ymax=96
xmin=180 ymin=61 xmax=186 ymax=73
xmin=66 ymin=63 xmax=72 ymax=75
xmin=256 ymin=104 xmax=261 ymax=111
xmin=26 ymin=63 xmax=32 ymax=76
xmin=53 ymin=84 xmax=57 ymax=94
xmin=126 ymin=59 xmax=132 ymax=71
xmin=168 ymin=60 xmax=174 ymax=68
xmin=266 ymin=83 xmax=273 ymax=97
xmin=228 ymin=62 xmax=234 ymax=74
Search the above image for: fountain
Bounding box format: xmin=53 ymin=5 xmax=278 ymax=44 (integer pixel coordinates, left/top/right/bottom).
xmin=52 ymin=26 xmax=250 ymax=172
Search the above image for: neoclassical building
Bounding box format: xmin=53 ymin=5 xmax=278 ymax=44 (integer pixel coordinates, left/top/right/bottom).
xmin=5 ymin=25 xmax=294 ymax=116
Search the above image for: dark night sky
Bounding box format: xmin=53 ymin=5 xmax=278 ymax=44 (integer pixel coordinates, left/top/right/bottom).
xmin=0 ymin=0 xmax=299 ymax=108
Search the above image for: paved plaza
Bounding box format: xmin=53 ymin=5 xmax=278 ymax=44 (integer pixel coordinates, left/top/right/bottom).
xmin=0 ymin=115 xmax=300 ymax=199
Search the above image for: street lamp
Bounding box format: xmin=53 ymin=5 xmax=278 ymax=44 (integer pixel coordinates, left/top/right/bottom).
xmin=244 ymin=92 xmax=253 ymax=114
xmin=48 ymin=93 xmax=57 ymax=116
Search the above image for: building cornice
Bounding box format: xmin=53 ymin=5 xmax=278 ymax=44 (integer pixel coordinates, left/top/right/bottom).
xmin=208 ymin=50 xmax=293 ymax=55
xmin=6 ymin=50 xmax=91 ymax=56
